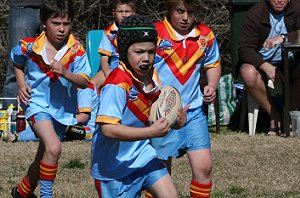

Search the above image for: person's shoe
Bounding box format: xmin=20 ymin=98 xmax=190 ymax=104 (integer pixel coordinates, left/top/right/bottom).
xmin=11 ymin=186 xmax=37 ymax=198
xmin=11 ymin=186 xmax=22 ymax=198
xmin=1 ymin=131 xmax=18 ymax=142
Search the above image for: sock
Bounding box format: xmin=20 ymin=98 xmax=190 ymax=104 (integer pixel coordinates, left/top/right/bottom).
xmin=94 ymin=180 xmax=102 ymax=197
xmin=39 ymin=161 xmax=58 ymax=197
xmin=190 ymin=179 xmax=212 ymax=198
xmin=17 ymin=176 xmax=37 ymax=197
xmin=145 ymin=190 xmax=153 ymax=198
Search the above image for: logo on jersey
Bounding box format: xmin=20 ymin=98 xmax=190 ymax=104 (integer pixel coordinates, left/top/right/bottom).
xmin=158 ymin=39 xmax=173 ymax=50
xmin=129 ymin=86 xmax=139 ymax=101
xmin=198 ymin=36 xmax=208 ymax=50
xmin=27 ymin=43 xmax=34 ymax=55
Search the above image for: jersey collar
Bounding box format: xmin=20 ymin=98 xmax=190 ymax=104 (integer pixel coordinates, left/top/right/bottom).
xmin=163 ymin=17 xmax=200 ymax=41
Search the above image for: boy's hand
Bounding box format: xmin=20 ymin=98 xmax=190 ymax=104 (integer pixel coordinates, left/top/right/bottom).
xmin=17 ymin=84 xmax=31 ymax=105
xmin=51 ymin=60 xmax=68 ymax=77
xmin=174 ymin=104 xmax=189 ymax=128
xmin=150 ymin=117 xmax=170 ymax=137
xmin=203 ymin=85 xmax=216 ymax=104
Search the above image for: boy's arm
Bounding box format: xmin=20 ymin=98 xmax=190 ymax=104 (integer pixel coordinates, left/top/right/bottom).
xmin=13 ymin=65 xmax=31 ymax=105
xmin=51 ymin=60 xmax=89 ymax=88
xmin=76 ymin=112 xmax=90 ymax=125
xmin=91 ymin=70 xmax=106 ymax=90
xmin=101 ymin=117 xmax=170 ymax=141
xmin=203 ymin=66 xmax=221 ymax=104
xmin=100 ymin=55 xmax=111 ymax=78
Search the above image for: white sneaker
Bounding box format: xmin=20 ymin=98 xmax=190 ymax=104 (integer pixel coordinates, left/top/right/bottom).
xmin=0 ymin=131 xmax=18 ymax=142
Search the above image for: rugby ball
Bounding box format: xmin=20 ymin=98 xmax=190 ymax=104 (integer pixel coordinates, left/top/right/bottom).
xmin=149 ymin=85 xmax=182 ymax=128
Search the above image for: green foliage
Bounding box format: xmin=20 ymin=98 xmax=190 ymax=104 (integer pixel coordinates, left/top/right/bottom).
xmin=62 ymin=159 xmax=85 ymax=170
xmin=229 ymin=185 xmax=246 ymax=195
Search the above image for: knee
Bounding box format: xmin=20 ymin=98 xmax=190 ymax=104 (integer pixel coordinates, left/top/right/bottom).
xmin=240 ymin=64 xmax=260 ymax=87
xmin=45 ymin=142 xmax=62 ymax=158
xmin=194 ymin=157 xmax=212 ymax=177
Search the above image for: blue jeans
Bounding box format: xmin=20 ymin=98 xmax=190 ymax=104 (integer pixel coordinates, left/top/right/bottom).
xmin=3 ymin=6 xmax=41 ymax=101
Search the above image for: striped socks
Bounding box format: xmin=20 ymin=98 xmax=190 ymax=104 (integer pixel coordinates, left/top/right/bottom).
xmin=39 ymin=161 xmax=58 ymax=197
xmin=190 ymin=179 xmax=212 ymax=198
xmin=17 ymin=176 xmax=37 ymax=197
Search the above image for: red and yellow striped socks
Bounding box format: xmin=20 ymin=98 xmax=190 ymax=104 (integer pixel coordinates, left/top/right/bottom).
xmin=40 ymin=161 xmax=58 ymax=180
xmin=39 ymin=161 xmax=58 ymax=197
xmin=17 ymin=176 xmax=37 ymax=197
xmin=190 ymin=179 xmax=212 ymax=198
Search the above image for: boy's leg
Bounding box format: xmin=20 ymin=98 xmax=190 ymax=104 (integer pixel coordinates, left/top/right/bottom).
xmin=31 ymin=114 xmax=63 ymax=197
xmin=147 ymin=174 xmax=177 ymax=198
xmin=145 ymin=158 xmax=172 ymax=198
xmin=15 ymin=141 xmax=45 ymax=197
xmin=187 ymin=149 xmax=212 ymax=198
xmin=144 ymin=159 xmax=177 ymax=198
xmin=184 ymin=109 xmax=212 ymax=197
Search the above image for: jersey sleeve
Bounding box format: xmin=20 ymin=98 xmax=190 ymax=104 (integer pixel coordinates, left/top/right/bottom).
xmin=202 ymin=33 xmax=221 ymax=70
xmin=77 ymin=88 xmax=93 ymax=113
xmin=96 ymin=84 xmax=127 ymax=125
xmin=72 ymin=44 xmax=91 ymax=79
xmin=10 ymin=40 xmax=28 ymax=68
xmin=98 ymin=32 xmax=113 ymax=57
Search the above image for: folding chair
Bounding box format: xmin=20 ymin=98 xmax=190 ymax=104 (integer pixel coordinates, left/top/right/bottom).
xmin=86 ymin=30 xmax=104 ymax=77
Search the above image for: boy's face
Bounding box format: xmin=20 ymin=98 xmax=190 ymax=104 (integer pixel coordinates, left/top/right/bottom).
xmin=169 ymin=1 xmax=196 ymax=36
xmin=113 ymin=4 xmax=135 ymax=24
xmin=44 ymin=15 xmax=72 ymax=47
xmin=127 ymin=42 xmax=156 ymax=80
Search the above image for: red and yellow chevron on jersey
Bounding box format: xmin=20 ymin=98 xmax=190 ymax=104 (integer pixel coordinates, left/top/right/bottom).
xmin=19 ymin=32 xmax=87 ymax=81
xmin=155 ymin=18 xmax=220 ymax=85
xmin=99 ymin=62 xmax=160 ymax=126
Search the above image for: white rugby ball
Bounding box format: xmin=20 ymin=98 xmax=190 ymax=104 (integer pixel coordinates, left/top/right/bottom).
xmin=149 ymin=85 xmax=182 ymax=128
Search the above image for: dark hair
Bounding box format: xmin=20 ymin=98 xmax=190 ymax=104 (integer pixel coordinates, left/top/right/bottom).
xmin=112 ymin=0 xmax=136 ymax=10
xmin=40 ymin=0 xmax=74 ymax=24
xmin=164 ymin=0 xmax=204 ymax=13
xmin=117 ymin=15 xmax=158 ymax=65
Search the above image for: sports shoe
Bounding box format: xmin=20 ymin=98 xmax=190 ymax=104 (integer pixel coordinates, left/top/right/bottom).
xmin=1 ymin=131 xmax=18 ymax=143
xmin=11 ymin=186 xmax=37 ymax=198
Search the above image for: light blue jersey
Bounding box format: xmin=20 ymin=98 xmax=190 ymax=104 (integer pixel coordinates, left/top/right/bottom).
xmin=98 ymin=22 xmax=120 ymax=71
xmin=77 ymin=83 xmax=99 ymax=140
xmin=11 ymin=32 xmax=91 ymax=126
xmin=90 ymin=63 xmax=161 ymax=181
xmin=151 ymin=18 xmax=221 ymax=159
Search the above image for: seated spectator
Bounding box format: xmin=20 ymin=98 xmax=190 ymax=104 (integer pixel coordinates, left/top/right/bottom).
xmin=238 ymin=0 xmax=300 ymax=135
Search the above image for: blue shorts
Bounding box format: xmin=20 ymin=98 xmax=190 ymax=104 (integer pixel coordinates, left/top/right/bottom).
xmin=94 ymin=158 xmax=168 ymax=198
xmin=27 ymin=112 xmax=67 ymax=140
xmin=151 ymin=107 xmax=211 ymax=160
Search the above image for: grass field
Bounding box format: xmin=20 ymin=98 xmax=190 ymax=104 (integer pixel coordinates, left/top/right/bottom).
xmin=0 ymin=128 xmax=299 ymax=197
